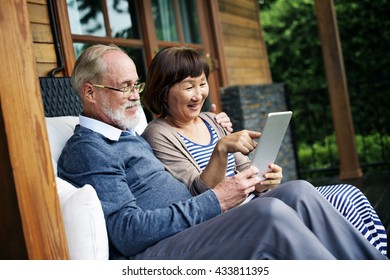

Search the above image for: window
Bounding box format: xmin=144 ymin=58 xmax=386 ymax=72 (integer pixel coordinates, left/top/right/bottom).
xmin=151 ymin=0 xmax=200 ymax=44
xmin=65 ymin=0 xmax=146 ymax=78
xmin=55 ymin=0 xmax=223 ymax=111
xmin=62 ymin=0 xmax=201 ymax=78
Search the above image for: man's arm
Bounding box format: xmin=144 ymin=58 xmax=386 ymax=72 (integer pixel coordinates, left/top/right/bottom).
xmin=58 ymin=132 xmax=221 ymax=257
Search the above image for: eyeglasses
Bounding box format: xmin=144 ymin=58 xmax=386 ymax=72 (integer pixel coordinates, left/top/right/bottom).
xmin=92 ymin=82 xmax=145 ymax=98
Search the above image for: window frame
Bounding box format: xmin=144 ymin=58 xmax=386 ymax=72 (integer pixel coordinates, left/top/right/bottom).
xmin=54 ymin=0 xmax=226 ymax=111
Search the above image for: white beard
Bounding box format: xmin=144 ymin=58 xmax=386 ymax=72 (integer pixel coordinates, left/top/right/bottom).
xmin=101 ymin=99 xmax=142 ymax=130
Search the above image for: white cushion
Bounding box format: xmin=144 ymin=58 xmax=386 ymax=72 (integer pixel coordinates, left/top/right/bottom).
xmin=45 ymin=116 xmax=79 ymax=172
xmin=135 ymin=108 xmax=148 ymax=134
xmin=56 ymin=177 xmax=109 ymax=260
xmin=45 ymin=116 xmax=109 ymax=260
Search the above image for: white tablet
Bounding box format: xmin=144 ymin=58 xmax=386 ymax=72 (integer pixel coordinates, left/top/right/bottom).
xmin=251 ymin=111 xmax=292 ymax=180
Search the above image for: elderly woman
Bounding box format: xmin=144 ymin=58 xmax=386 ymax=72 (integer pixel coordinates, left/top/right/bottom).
xmin=141 ymin=46 xmax=387 ymax=256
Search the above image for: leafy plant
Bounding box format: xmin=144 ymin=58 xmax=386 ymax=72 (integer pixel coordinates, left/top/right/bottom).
xmin=260 ymin=0 xmax=390 ymax=179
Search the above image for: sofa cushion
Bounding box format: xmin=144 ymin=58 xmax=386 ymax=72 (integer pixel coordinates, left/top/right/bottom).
xmin=56 ymin=177 xmax=109 ymax=260
xmin=46 ymin=116 xmax=108 ymax=260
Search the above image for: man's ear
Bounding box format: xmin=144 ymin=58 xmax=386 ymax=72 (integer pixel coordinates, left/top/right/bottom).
xmin=82 ymin=83 xmax=95 ymax=102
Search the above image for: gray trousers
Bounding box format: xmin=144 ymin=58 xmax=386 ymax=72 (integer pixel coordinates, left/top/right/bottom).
xmin=132 ymin=180 xmax=387 ymax=260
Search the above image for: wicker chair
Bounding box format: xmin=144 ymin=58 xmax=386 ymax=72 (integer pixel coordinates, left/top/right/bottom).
xmin=39 ymin=77 xmax=82 ymax=117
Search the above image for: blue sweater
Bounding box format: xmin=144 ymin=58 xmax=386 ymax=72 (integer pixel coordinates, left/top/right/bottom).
xmin=57 ymin=124 xmax=221 ymax=259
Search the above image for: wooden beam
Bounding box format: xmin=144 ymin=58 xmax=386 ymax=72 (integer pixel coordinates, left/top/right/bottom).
xmin=314 ymin=0 xmax=362 ymax=180
xmin=139 ymin=0 xmax=159 ymax=65
xmin=0 ymin=0 xmax=69 ymax=259
xmin=53 ymin=0 xmax=75 ymax=76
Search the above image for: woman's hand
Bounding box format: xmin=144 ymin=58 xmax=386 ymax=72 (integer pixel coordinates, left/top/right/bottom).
xmin=216 ymin=130 xmax=261 ymax=155
xmin=255 ymin=164 xmax=283 ymax=192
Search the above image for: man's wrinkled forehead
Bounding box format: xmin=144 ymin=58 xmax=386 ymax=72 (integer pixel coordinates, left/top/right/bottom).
xmin=103 ymin=51 xmax=138 ymax=81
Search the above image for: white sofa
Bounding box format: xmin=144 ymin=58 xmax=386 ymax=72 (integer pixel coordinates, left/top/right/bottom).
xmin=46 ymin=112 xmax=148 ymax=260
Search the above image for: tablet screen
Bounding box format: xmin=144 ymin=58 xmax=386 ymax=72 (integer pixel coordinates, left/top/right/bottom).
xmin=250 ymin=111 xmax=292 ymax=180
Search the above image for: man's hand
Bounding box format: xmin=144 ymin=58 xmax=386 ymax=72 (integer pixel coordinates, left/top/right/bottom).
xmin=210 ymin=103 xmax=233 ymax=133
xmin=213 ymin=167 xmax=261 ymax=211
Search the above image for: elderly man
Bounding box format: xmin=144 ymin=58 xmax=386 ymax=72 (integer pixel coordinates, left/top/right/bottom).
xmin=58 ymin=44 xmax=386 ymax=260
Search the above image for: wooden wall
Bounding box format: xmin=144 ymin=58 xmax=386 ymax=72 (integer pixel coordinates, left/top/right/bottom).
xmin=27 ymin=0 xmax=271 ymax=84
xmin=218 ymin=0 xmax=272 ymax=85
xmin=28 ymin=0 xmax=59 ymax=77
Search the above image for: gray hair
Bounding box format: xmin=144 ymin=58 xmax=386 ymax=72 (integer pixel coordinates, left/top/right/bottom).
xmin=71 ymin=44 xmax=126 ymax=96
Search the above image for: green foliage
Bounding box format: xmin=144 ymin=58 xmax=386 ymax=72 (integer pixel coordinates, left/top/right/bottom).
xmin=335 ymin=0 xmax=390 ymax=83
xmin=260 ymin=0 xmax=326 ymax=93
xmin=356 ymin=134 xmax=390 ymax=164
xmin=260 ymin=0 xmax=390 ymax=178
xmin=261 ymin=0 xmax=390 ymax=90
xmin=298 ymin=133 xmax=390 ymax=170
xmin=298 ymin=134 xmax=338 ymax=170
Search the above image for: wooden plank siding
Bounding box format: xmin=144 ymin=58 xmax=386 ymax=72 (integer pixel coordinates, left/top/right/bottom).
xmin=0 ymin=0 xmax=69 ymax=259
xmin=31 ymin=23 xmax=53 ymax=43
xmin=218 ymin=0 xmax=272 ymax=85
xmin=28 ymin=0 xmax=60 ymax=77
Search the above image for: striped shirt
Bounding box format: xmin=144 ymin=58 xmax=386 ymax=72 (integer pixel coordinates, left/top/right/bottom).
xmin=179 ymin=120 xmax=236 ymax=177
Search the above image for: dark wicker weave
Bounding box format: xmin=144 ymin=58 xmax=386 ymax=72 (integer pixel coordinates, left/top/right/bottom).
xmin=39 ymin=77 xmax=82 ymax=117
